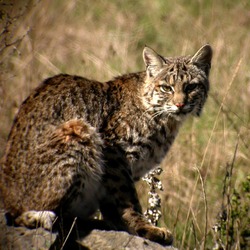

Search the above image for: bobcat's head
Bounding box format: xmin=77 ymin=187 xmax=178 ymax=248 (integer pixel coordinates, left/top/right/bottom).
xmin=142 ymin=45 xmax=212 ymax=119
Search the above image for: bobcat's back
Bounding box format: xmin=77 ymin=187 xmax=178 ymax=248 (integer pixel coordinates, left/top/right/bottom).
xmin=1 ymin=74 xmax=107 ymax=216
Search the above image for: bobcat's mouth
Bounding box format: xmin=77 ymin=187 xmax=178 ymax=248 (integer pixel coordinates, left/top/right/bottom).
xmin=168 ymin=104 xmax=194 ymax=116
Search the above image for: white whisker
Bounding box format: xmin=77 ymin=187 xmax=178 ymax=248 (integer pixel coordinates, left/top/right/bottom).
xmin=150 ymin=110 xmax=165 ymax=121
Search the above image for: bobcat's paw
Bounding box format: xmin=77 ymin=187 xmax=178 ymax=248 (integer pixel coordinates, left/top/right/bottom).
xmin=15 ymin=210 xmax=56 ymax=230
xmin=136 ymin=225 xmax=173 ymax=246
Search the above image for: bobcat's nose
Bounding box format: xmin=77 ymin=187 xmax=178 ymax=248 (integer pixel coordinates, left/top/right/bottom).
xmin=175 ymin=103 xmax=185 ymax=108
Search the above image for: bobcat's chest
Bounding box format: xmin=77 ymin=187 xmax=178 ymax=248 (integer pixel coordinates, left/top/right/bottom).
xmin=132 ymin=141 xmax=169 ymax=179
xmin=130 ymin=122 xmax=180 ymax=180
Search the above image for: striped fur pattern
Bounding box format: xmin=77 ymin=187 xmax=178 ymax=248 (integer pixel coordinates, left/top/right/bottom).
xmin=0 ymin=45 xmax=212 ymax=245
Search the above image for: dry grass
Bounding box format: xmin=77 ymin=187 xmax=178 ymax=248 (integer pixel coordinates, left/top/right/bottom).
xmin=1 ymin=0 xmax=249 ymax=249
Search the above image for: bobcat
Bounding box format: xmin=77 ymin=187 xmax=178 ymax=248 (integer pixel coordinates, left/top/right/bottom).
xmin=0 ymin=45 xmax=212 ymax=245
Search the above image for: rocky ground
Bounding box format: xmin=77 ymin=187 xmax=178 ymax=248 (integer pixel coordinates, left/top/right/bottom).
xmin=0 ymin=210 xmax=178 ymax=250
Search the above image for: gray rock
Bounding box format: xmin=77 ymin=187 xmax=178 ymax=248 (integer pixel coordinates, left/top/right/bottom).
xmin=0 ymin=210 xmax=57 ymax=250
xmin=0 ymin=210 xmax=178 ymax=250
xmin=78 ymin=229 xmax=178 ymax=250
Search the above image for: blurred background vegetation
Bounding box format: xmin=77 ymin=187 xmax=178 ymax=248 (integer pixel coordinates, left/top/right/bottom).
xmin=0 ymin=0 xmax=249 ymax=249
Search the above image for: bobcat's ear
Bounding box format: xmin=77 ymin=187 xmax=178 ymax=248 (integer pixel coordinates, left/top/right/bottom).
xmin=191 ymin=44 xmax=213 ymax=75
xmin=143 ymin=46 xmax=165 ymax=78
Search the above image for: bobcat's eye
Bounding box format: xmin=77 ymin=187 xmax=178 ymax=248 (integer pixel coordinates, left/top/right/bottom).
xmin=160 ymin=85 xmax=173 ymax=94
xmin=185 ymin=83 xmax=198 ymax=92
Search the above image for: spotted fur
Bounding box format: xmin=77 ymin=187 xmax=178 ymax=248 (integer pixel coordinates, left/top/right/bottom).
xmin=0 ymin=45 xmax=212 ymax=245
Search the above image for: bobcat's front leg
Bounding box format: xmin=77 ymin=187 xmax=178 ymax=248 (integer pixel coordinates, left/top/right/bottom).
xmin=122 ymin=207 xmax=173 ymax=245
xmin=100 ymin=154 xmax=173 ymax=246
